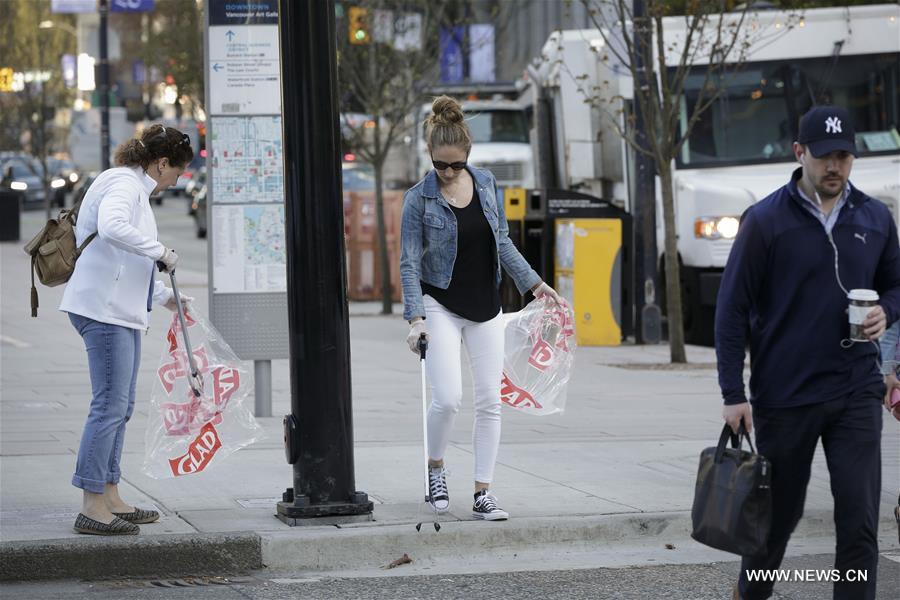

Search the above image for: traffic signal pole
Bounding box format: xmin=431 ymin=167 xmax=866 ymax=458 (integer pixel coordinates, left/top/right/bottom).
xmin=275 ymin=0 xmax=373 ymax=522
xmin=98 ymin=0 xmax=110 ymax=170
xmin=631 ymin=0 xmax=661 ymax=344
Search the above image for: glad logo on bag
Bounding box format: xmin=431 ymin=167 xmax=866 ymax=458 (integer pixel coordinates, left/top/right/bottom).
xmin=161 ymin=397 xmax=224 ymax=437
xmin=500 ymin=373 xmax=542 ymax=409
xmin=213 ymin=366 xmax=240 ymax=407
xmin=166 ymin=311 xmax=197 ymax=353
xmin=157 ymin=347 xmax=209 ymax=395
xmin=168 ymin=422 xmax=222 ymax=476
xmin=528 ymin=338 xmax=554 ymax=371
xmin=160 ymin=366 xmax=241 ymax=436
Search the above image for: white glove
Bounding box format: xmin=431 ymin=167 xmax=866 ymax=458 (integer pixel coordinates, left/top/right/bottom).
xmin=533 ymin=281 xmax=565 ymax=306
xmin=158 ymin=247 xmax=179 ymax=273
xmin=406 ymin=320 xmax=429 ymax=356
xmin=164 ymin=293 xmax=193 ymax=313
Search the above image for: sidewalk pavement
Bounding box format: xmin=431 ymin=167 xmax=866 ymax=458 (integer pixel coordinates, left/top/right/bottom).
xmin=1 ymin=207 xmax=898 ymax=583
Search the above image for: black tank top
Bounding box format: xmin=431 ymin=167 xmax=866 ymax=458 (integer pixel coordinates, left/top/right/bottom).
xmin=421 ymin=188 xmax=500 ymax=322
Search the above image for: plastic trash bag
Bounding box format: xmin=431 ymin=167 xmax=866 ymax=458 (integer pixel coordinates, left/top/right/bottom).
xmin=501 ymin=296 xmax=576 ymax=415
xmin=142 ymin=309 xmax=265 ymax=479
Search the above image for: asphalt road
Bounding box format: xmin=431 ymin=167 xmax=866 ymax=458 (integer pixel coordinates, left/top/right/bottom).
xmin=2 ymin=553 xmax=899 ymax=600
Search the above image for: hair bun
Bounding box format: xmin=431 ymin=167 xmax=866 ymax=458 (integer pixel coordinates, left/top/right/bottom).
xmin=431 ymin=95 xmax=464 ymax=125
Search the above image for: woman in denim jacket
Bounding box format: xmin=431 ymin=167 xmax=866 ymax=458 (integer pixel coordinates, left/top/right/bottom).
xmin=400 ymin=96 xmax=562 ymax=521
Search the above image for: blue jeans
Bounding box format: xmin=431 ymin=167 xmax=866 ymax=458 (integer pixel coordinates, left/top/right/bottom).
xmin=69 ymin=313 xmax=140 ymax=494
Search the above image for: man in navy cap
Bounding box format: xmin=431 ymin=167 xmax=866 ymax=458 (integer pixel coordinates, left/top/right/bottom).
xmin=716 ymin=105 xmax=900 ymax=600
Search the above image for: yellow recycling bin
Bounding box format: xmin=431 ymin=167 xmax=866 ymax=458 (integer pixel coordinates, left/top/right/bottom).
xmin=554 ymin=218 xmax=622 ymax=346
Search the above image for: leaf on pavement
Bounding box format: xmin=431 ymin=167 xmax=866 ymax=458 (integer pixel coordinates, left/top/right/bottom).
xmin=385 ymin=553 xmax=413 ymax=569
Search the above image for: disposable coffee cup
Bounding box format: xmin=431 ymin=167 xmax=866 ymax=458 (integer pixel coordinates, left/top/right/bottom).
xmin=848 ymin=289 xmax=879 ymax=342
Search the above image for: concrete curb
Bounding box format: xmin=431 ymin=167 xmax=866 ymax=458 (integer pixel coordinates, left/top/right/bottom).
xmin=261 ymin=508 xmax=895 ymax=573
xmin=0 ymin=532 xmax=262 ymax=582
xmin=260 ymin=512 xmax=697 ymax=572
xmin=0 ymin=509 xmax=889 ymax=582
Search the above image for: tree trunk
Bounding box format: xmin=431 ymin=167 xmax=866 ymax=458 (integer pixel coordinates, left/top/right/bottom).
xmin=659 ymin=163 xmax=686 ymax=363
xmin=373 ymin=160 xmax=393 ymax=315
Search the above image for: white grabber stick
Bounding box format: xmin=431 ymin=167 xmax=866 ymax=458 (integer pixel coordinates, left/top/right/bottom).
xmin=158 ymin=261 xmax=203 ymax=398
xmin=415 ymin=333 xmax=440 ymax=532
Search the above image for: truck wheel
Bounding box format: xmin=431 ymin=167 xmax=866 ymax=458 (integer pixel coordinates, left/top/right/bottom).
xmin=660 ymin=263 xmax=716 ymax=347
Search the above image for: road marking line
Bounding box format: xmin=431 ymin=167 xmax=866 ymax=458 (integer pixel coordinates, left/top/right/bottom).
xmin=0 ymin=335 xmax=31 ymax=349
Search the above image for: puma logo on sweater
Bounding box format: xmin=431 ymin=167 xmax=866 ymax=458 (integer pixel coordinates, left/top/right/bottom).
xmin=855 ymin=232 xmax=868 ymax=244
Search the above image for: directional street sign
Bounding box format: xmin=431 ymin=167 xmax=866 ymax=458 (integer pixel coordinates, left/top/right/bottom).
xmin=207 ymin=23 xmax=281 ymax=115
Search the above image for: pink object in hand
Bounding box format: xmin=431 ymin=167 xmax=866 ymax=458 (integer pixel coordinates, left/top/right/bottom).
xmin=891 ymin=387 xmax=900 ymax=409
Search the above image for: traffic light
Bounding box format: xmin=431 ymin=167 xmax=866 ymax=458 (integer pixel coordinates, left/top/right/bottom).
xmin=348 ymin=6 xmax=369 ymax=45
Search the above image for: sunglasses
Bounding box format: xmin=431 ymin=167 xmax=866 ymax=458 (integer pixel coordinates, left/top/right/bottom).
xmin=151 ymin=126 xmax=191 ymax=147
xmin=431 ymin=157 xmax=467 ymax=171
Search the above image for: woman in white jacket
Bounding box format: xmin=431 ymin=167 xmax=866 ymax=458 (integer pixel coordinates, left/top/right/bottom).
xmin=60 ymin=124 xmax=193 ymax=535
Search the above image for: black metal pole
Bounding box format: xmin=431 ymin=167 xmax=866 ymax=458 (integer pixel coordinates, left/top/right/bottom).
xmin=98 ymin=0 xmax=110 ymax=170
xmin=631 ymin=0 xmax=660 ymax=344
xmin=276 ymin=0 xmax=372 ymax=522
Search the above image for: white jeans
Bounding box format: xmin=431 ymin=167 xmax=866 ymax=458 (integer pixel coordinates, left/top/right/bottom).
xmin=423 ymin=295 xmax=505 ymax=484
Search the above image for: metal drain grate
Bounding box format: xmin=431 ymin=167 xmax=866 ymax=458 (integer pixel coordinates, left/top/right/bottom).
xmin=98 ymin=575 xmax=257 ymax=589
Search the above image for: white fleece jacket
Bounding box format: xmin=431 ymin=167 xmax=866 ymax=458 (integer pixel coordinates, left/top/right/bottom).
xmin=59 ymin=166 xmax=173 ymax=330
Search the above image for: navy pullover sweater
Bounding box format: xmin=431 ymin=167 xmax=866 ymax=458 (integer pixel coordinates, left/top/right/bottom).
xmin=716 ymin=168 xmax=900 ymax=408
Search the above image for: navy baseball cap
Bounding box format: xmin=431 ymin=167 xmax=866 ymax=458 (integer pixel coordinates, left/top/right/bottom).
xmin=797 ymin=106 xmax=857 ymax=157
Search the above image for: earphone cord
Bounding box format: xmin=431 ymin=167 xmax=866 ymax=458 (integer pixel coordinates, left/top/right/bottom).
xmin=828 ymin=224 xmax=883 ymax=371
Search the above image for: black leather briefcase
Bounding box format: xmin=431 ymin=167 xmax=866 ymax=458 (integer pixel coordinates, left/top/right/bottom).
xmin=690 ymin=424 xmax=772 ymax=557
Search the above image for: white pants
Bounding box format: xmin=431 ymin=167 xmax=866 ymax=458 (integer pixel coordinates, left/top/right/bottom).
xmin=423 ymin=295 xmax=505 ymax=484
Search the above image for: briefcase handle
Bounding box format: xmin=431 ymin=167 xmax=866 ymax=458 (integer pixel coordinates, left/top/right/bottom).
xmin=714 ymin=423 xmax=756 ymax=463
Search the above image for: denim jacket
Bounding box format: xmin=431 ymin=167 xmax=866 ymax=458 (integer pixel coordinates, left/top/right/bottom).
xmin=400 ymin=166 xmax=541 ymax=322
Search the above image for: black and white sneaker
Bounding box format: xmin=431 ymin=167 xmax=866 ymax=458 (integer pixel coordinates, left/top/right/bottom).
xmin=428 ymin=466 xmax=450 ymax=513
xmin=472 ymin=490 xmax=508 ymax=521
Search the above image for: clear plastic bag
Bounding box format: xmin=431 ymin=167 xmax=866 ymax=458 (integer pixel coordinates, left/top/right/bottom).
xmin=501 ymin=296 xmax=576 ymax=416
xmin=142 ymin=309 xmax=265 ymax=478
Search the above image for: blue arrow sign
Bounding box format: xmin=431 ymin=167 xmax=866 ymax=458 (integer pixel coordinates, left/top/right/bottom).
xmin=213 ymin=63 xmax=224 ymax=72
xmin=226 ymin=30 xmax=236 ymax=41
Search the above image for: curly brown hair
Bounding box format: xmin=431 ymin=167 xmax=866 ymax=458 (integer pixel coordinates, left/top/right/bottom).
xmin=113 ymin=123 xmax=194 ymax=169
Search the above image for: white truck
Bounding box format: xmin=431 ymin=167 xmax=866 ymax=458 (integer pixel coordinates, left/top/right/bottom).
xmin=531 ymin=3 xmax=900 ymax=344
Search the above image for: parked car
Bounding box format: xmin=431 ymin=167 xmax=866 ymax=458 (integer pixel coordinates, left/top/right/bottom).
xmin=47 ymin=158 xmax=81 ymax=192
xmin=342 ymin=161 xmax=376 ymax=192
xmin=4 ymin=156 xmax=69 ymax=208
xmin=192 ymin=181 xmax=208 ymax=238
xmin=185 ymin=167 xmax=206 ymax=216
xmin=0 ymin=158 xmax=47 ymax=210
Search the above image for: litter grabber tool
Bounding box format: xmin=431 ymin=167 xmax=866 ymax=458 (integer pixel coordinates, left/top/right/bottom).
xmin=415 ymin=333 xmax=440 ymax=533
xmin=157 ymin=261 xmax=203 ymax=398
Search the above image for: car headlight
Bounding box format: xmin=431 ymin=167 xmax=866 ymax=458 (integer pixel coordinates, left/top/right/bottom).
xmin=69 ymin=172 xmax=79 ymax=183
xmin=10 ymin=181 xmax=27 ymax=191
xmin=695 ymin=216 xmax=740 ymax=240
xmin=51 ymin=178 xmax=66 ymax=189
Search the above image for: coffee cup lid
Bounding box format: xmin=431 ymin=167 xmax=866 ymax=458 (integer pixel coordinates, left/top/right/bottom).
xmin=848 ymin=289 xmax=879 ymax=301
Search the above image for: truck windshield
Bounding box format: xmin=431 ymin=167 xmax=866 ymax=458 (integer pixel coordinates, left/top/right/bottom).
xmin=466 ymin=110 xmax=529 ymax=144
xmin=675 ymin=53 xmax=900 ymax=168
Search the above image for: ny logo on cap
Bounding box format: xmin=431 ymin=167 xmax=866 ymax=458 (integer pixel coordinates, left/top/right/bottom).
xmin=825 ymin=116 xmax=842 ymax=134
